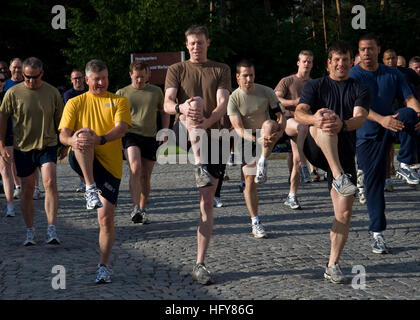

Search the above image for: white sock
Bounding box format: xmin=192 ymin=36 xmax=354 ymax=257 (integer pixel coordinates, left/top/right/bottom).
xmin=251 ymin=216 xmax=260 ymax=225
xmin=7 ymin=203 xmax=14 ymax=211
xmin=86 ymin=183 xmax=96 ymax=190
xmin=400 ymin=162 xmax=410 ymax=169
xmin=288 ymin=193 xmax=296 ymax=198
xmin=373 ymin=232 xmax=382 ymax=239
xmin=48 ymin=224 xmax=56 ymax=231
xmin=259 ymin=156 xmax=267 ymax=164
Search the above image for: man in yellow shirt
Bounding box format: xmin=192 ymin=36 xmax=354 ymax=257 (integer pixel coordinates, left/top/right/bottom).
xmin=116 ymin=61 xmax=169 ymax=224
xmin=59 ymin=59 xmax=131 ymax=284
xmin=0 ymin=57 xmax=64 ymax=246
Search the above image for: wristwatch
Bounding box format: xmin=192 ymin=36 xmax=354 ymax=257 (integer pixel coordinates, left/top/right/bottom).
xmin=99 ymin=135 xmax=107 ymax=145
xmin=340 ymin=120 xmax=347 ymax=133
xmin=175 ymin=104 xmax=181 ymax=114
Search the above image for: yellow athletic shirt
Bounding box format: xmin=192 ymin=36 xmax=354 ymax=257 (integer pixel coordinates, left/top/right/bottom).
xmin=58 ymin=91 xmax=132 ymax=179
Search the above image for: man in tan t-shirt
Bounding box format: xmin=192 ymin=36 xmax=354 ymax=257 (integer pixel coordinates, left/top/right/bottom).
xmin=164 ymin=25 xmax=231 ymax=285
xmin=275 ymin=50 xmax=317 ymax=210
xmin=228 ymin=59 xmax=285 ymax=239
xmin=116 ymin=61 xmax=169 ymax=224
xmin=0 ymin=57 xmax=64 ymax=246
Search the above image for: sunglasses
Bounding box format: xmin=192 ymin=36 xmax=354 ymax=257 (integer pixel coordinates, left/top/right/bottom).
xmin=0 ymin=78 xmax=6 ymax=82
xmin=23 ymin=73 xmax=42 ymax=80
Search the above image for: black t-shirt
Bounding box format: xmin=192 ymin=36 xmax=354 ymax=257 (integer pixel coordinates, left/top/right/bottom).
xmin=299 ymin=75 xmax=371 ymax=151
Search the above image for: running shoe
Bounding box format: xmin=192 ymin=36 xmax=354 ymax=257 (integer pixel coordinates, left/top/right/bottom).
xmin=358 ymin=188 xmax=366 ymax=204
xmin=33 ymin=187 xmax=41 ymax=200
xmin=396 ymin=165 xmax=420 ymax=185
xmin=254 ymin=158 xmax=267 ymax=184
xmin=23 ymin=228 xmax=36 ymax=246
xmin=85 ymin=187 xmax=103 ymax=210
xmin=238 ymin=181 xmax=245 ymax=193
xmin=324 ymin=263 xmax=347 ymax=284
xmin=227 ymin=153 xmax=236 ymax=166
xmin=301 ymin=165 xmax=311 ymax=183
xmin=96 ymin=264 xmax=112 ymax=284
xmin=332 ymin=173 xmax=357 ymax=197
xmin=194 ymin=164 xmax=213 ymax=188
xmin=356 ymin=169 xmax=364 ymax=188
xmin=13 ymin=186 xmax=22 ymax=199
xmin=284 ymin=195 xmax=301 ymax=210
xmin=310 ymin=170 xmax=321 ymax=182
xmin=213 ymin=197 xmax=224 ymax=208
xmin=372 ymin=234 xmax=390 ymax=254
xmin=192 ymin=263 xmax=214 ymax=285
xmin=140 ymin=210 xmax=150 ymax=225
xmin=130 ymin=206 xmax=142 ymax=223
xmin=384 ymin=179 xmax=394 ymax=192
xmin=46 ymin=226 xmax=60 ymax=245
xmin=76 ymin=182 xmax=86 ymax=193
xmin=252 ymin=221 xmax=268 ymax=238
xmin=5 ymin=206 xmax=15 ymax=217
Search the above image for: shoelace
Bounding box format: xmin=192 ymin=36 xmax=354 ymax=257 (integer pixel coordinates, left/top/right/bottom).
xmin=85 ymin=188 xmax=102 ymax=200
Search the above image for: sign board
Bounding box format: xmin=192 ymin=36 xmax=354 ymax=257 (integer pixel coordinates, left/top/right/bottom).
xmin=130 ymin=51 xmax=185 ymax=85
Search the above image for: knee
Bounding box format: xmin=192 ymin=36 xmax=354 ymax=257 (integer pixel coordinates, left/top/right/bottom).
xmin=190 ymin=96 xmax=204 ymax=110
xmin=98 ymin=212 xmax=114 ymax=230
xmin=396 ymin=108 xmax=417 ymax=126
xmin=130 ymin=162 xmax=142 ymax=176
xmin=262 ymin=120 xmax=278 ymax=135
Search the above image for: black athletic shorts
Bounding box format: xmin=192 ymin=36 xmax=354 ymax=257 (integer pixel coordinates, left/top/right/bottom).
xmin=14 ymin=145 xmax=58 ymax=177
xmin=304 ymin=131 xmax=356 ymax=191
xmin=172 ymin=120 xmax=228 ymax=180
xmin=69 ymin=150 xmax=121 ymax=205
xmin=5 ymin=118 xmax=13 ymax=146
xmin=122 ymin=132 xmax=158 ymax=162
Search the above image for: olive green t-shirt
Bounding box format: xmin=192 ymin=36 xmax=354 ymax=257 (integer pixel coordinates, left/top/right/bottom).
xmin=116 ymin=84 xmax=163 ymax=137
xmin=165 ymin=60 xmax=232 ymax=130
xmin=0 ymin=81 xmax=64 ymax=151
xmin=227 ymin=83 xmax=283 ymax=132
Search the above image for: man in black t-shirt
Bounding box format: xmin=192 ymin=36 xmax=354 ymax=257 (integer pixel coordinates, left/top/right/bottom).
xmin=295 ymin=41 xmax=371 ymax=284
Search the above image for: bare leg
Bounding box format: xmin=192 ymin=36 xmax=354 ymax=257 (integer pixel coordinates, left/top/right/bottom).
xmin=97 ymin=196 xmax=116 ymax=265
xmin=139 ymin=157 xmax=155 ymax=210
xmin=126 ymin=146 xmax=142 ymax=207
xmin=328 ymin=189 xmax=353 ymax=265
xmin=20 ymin=173 xmax=36 ymax=228
xmin=40 ymin=162 xmax=58 ymax=225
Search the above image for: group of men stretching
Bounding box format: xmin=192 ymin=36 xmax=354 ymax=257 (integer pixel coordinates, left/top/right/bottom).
xmin=1 ymin=25 xmax=420 ymax=286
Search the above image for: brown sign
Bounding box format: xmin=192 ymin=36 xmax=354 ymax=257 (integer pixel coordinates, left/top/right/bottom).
xmin=131 ymin=51 xmax=185 ymax=85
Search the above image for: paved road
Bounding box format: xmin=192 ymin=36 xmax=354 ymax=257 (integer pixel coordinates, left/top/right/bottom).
xmin=1 ymin=157 xmax=420 ymax=301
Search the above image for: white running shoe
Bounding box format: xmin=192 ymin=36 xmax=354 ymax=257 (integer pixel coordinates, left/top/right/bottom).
xmin=46 ymin=226 xmax=60 ymax=245
xmin=254 ymin=158 xmax=267 ymax=184
xmin=96 ymin=264 xmax=112 ymax=284
xmin=252 ymin=222 xmax=268 ymax=238
xmin=85 ymin=187 xmax=103 ymax=210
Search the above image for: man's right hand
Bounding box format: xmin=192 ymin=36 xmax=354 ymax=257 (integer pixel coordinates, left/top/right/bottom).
xmin=0 ymin=146 xmax=11 ymax=164
xmin=380 ymin=114 xmax=404 ymax=132
xmin=181 ymin=97 xmax=203 ymax=123
xmin=72 ymin=128 xmax=97 ymax=152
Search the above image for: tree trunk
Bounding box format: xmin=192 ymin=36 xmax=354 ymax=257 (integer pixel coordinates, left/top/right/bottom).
xmin=311 ymin=0 xmax=316 ymax=40
xmin=335 ymin=0 xmax=342 ymax=37
xmin=322 ymin=0 xmax=328 ymax=51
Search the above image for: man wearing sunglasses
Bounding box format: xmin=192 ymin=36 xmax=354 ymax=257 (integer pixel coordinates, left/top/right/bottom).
xmin=0 ymin=57 xmax=64 ymax=247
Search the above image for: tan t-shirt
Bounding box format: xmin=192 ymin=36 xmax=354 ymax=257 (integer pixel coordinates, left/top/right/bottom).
xmin=116 ymin=84 xmax=163 ymax=137
xmin=274 ymin=74 xmax=310 ymax=113
xmin=165 ymin=60 xmax=232 ymax=130
xmin=0 ymin=82 xmax=64 ymax=151
xmin=227 ymin=83 xmax=283 ymax=132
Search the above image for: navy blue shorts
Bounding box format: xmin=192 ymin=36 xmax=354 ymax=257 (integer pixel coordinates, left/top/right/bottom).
xmin=68 ymin=150 xmax=121 ymax=205
xmin=14 ymin=145 xmax=58 ymax=177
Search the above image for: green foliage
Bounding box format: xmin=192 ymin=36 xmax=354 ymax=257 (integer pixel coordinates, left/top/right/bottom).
xmin=1 ymin=0 xmax=418 ymax=91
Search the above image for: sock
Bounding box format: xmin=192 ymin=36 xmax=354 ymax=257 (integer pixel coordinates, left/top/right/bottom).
xmin=7 ymin=203 xmax=14 ymax=212
xmin=48 ymin=224 xmax=56 ymax=230
xmin=400 ymin=162 xmax=410 ymax=169
xmin=86 ymin=183 xmax=96 ymax=190
xmin=288 ymin=193 xmax=296 ymax=198
xmin=251 ymin=216 xmax=260 ymax=225
xmin=259 ymin=156 xmax=267 ymax=164
xmin=373 ymin=232 xmax=382 ymax=239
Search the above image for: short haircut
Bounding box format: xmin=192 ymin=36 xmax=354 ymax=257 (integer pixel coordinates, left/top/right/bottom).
xmin=22 ymin=57 xmax=43 ymax=70
xmin=9 ymin=57 xmax=22 ymax=66
xmin=409 ymin=56 xmax=420 ymax=66
xmin=185 ymin=25 xmax=209 ymax=40
xmin=71 ymin=69 xmax=83 ymax=75
xmin=397 ymin=56 xmax=406 ymax=67
xmin=359 ymin=33 xmax=380 ymax=46
xmin=383 ymin=49 xmax=397 ymax=56
xmin=298 ymin=50 xmax=314 ymax=60
xmin=129 ymin=61 xmax=150 ymax=73
xmin=327 ymin=40 xmax=353 ymax=60
xmin=236 ymin=59 xmax=255 ymax=74
xmin=85 ymin=59 xmax=107 ymax=77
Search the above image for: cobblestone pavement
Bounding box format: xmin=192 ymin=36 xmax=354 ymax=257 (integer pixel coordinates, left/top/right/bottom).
xmin=1 ymin=157 xmax=419 ymax=300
